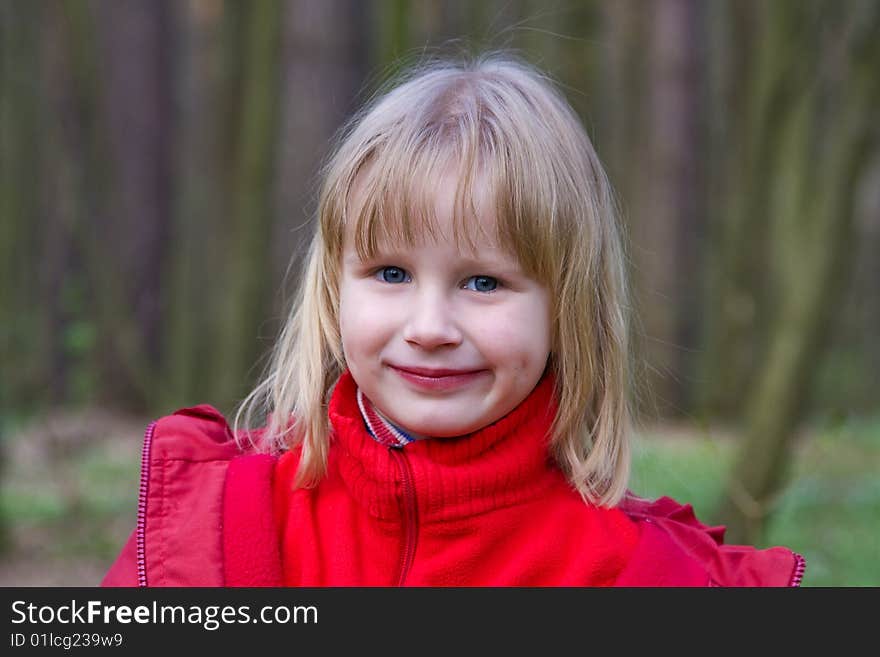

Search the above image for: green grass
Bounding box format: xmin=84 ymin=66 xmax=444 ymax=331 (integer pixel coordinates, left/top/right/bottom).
xmin=630 ymin=414 xmax=880 ymax=586
xmin=0 ymin=431 xmax=141 ymax=570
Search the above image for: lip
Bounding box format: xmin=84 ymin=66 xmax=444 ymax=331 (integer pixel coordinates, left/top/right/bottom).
xmin=388 ymin=364 xmax=488 ymax=391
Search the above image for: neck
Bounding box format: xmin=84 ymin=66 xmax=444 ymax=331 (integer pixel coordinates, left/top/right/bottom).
xmin=374 ymin=405 xmax=427 ymax=441
xmin=356 ymin=387 xmax=424 ymax=447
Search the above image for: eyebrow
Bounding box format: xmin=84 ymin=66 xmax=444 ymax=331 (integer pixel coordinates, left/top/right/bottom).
xmin=455 ymin=253 xmax=522 ymax=271
xmin=344 ymin=249 xmax=524 ymax=275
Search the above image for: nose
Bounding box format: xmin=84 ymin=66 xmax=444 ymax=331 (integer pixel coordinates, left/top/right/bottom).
xmin=402 ymin=287 xmax=462 ymax=349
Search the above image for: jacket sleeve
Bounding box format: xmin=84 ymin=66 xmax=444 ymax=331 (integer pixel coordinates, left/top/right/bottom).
xmin=619 ymin=494 xmax=806 ymax=586
xmin=101 ymin=530 xmax=139 ymax=587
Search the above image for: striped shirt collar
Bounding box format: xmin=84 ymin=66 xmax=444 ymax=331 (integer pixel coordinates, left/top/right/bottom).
xmin=356 ymin=387 xmax=421 ymax=448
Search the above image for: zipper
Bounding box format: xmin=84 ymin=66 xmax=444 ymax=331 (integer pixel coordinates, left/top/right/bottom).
xmin=136 ymin=420 xmax=157 ymax=587
xmin=389 ymin=448 xmax=419 ymax=587
xmin=789 ymin=552 xmax=807 ymax=587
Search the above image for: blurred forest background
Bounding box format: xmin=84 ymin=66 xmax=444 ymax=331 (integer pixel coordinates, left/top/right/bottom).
xmin=1 ymin=0 xmax=878 ymax=586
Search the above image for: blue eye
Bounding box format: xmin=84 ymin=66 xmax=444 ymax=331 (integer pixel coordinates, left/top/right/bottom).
xmin=465 ymin=276 xmax=498 ymax=293
xmin=378 ymin=266 xmax=409 ymax=283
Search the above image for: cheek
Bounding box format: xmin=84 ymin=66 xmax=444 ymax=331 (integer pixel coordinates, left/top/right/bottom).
xmin=473 ymin=304 xmax=551 ymax=368
xmin=338 ymin=286 xmax=390 ymax=353
xmin=337 ymin=286 xmax=363 ymax=356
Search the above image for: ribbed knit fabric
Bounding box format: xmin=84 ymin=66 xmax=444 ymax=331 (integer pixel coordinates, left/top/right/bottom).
xmin=329 ymin=369 xmax=562 ymax=523
xmin=272 ymin=369 xmax=640 ymax=586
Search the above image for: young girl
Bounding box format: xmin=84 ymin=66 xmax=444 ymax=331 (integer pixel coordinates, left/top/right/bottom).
xmin=103 ymin=53 xmax=805 ymax=587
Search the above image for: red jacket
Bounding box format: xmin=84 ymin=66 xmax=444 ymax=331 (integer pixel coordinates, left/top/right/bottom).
xmin=102 ymin=371 xmax=805 ymax=587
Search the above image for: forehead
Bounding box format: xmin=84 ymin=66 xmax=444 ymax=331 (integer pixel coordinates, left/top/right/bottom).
xmin=341 ymin=163 xmax=513 ymax=260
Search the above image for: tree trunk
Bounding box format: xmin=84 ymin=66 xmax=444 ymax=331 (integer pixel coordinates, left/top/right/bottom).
xmin=213 ymin=0 xmax=282 ymax=410
xmin=629 ymin=0 xmax=703 ymax=418
xmin=58 ymin=0 xmax=158 ymax=410
xmin=374 ymin=0 xmax=411 ymax=76
xmin=163 ymin=0 xmax=227 ymax=410
xmin=272 ymin=0 xmax=369 ymax=301
xmin=94 ymin=0 xmax=175 ymax=410
xmin=41 ymin=2 xmax=99 ymax=408
xmin=699 ymin=0 xmax=812 ymax=419
xmin=598 ymin=0 xmax=652 ymax=414
xmin=0 ymin=0 xmax=44 ymax=555
xmin=1 ymin=1 xmax=45 ymax=412
xmin=717 ymin=2 xmax=880 ymax=544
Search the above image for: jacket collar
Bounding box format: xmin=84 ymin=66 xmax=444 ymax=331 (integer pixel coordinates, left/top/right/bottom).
xmin=327 ymin=369 xmax=564 ymax=523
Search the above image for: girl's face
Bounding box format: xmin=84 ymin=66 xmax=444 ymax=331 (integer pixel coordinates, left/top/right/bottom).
xmin=338 ymin=173 xmax=552 ymax=438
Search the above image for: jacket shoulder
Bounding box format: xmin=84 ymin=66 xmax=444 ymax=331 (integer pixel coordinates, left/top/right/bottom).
xmin=618 ymin=494 xmax=806 ymax=587
xmin=148 ymin=403 xmax=245 ymax=462
xmin=103 ymin=404 xmax=258 ymax=587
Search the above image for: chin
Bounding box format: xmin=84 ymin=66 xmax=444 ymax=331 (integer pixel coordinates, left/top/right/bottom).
xmin=424 ymin=421 xmax=484 ymax=438
xmin=424 ymin=427 xmax=472 ymax=438
xmin=394 ymin=415 xmax=476 ymax=438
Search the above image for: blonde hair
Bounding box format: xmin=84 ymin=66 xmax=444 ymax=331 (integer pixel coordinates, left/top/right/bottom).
xmin=235 ymin=52 xmax=633 ymax=506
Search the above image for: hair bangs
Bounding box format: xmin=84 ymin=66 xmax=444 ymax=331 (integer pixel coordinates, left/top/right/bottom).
xmin=488 ymin=144 xmax=562 ymax=287
xmin=333 ymin=91 xmax=563 ymax=292
xmin=340 ymin=130 xmax=508 ymax=264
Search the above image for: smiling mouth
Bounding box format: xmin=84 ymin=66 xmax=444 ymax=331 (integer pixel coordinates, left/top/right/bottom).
xmin=388 ymin=365 xmax=488 ymax=391
xmin=390 ymin=365 xmax=484 ymax=377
